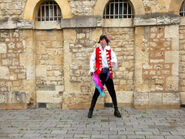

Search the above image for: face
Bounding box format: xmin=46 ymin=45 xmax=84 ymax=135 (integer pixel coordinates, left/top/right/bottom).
xmin=100 ymin=38 xmax=107 ymax=47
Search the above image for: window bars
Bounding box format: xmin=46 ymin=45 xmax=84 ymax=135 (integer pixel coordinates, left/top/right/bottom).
xmin=36 ymin=1 xmax=62 ymax=21
xmin=180 ymin=1 xmax=185 ymax=16
xmin=103 ymin=0 xmax=133 ymax=19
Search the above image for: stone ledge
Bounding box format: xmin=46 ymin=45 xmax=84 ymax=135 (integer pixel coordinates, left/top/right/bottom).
xmin=0 ymin=103 xmax=27 ymax=110
xmin=61 ymin=16 xmax=103 ymax=28
xmin=134 ymin=13 xmax=180 ymax=26
xmin=0 ymin=18 xmax=33 ymax=29
xmin=0 ymin=14 xmax=181 ymax=29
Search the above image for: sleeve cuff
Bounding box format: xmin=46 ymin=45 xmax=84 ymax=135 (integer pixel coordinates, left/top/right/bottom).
xmin=89 ymin=69 xmax=95 ymax=74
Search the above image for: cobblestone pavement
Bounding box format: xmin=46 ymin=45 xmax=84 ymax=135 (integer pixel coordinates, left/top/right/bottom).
xmin=0 ymin=107 xmax=185 ymax=139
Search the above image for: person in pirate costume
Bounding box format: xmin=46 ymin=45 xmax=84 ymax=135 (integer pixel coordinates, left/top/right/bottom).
xmin=88 ymin=35 xmax=122 ymax=118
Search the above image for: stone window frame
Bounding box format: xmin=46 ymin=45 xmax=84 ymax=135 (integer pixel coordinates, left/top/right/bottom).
xmin=180 ymin=1 xmax=185 ymax=17
xmin=93 ymin=0 xmax=145 ymax=18
xmin=33 ymin=0 xmax=64 ymax=29
xmin=180 ymin=0 xmax=185 ymax=26
xmin=36 ymin=1 xmax=62 ymax=21
xmin=103 ymin=0 xmax=134 ymax=19
xmin=103 ymin=0 xmax=134 ymax=27
xmin=94 ymin=0 xmax=143 ymax=28
xmin=24 ymin=0 xmax=72 ymax=20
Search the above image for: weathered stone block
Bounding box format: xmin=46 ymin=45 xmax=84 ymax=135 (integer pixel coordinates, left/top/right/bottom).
xmin=2 ymin=59 xmax=12 ymax=66
xmin=26 ymin=66 xmax=35 ymax=80
xmin=37 ymin=91 xmax=62 ymax=103
xmin=18 ymin=73 xmax=26 ymax=79
xmin=9 ymin=73 xmax=17 ymax=80
xmin=134 ymin=17 xmax=157 ymax=26
xmin=36 ymin=84 xmax=55 ymax=91
xmin=17 ymin=20 xmax=33 ymax=29
xmin=0 ymin=66 xmax=10 ymax=79
xmin=117 ymin=91 xmax=133 ymax=105
xmin=61 ymin=16 xmax=103 ymax=28
xmin=134 ymin=92 xmax=149 ymax=105
xmin=166 ymin=76 xmax=179 ymax=91
xmin=63 ymin=29 xmax=76 ymax=41
xmin=0 ymin=92 xmax=8 ymax=103
xmin=11 ymin=91 xmax=26 ymax=103
xmin=180 ymin=92 xmax=185 ymax=104
xmin=163 ymin=93 xmax=180 ymax=105
xmin=35 ymin=21 xmax=60 ymax=29
xmin=13 ymin=81 xmax=20 ymax=87
xmin=165 ymin=51 xmax=179 ymax=64
xmin=0 ymin=43 xmax=7 ymax=53
xmin=47 ymin=103 xmax=61 ymax=109
xmin=36 ymin=65 xmax=47 ymax=77
xmin=165 ymin=25 xmax=179 ymax=38
xmin=157 ymin=16 xmax=170 ymax=25
xmin=103 ymin=19 xmax=132 ymax=27
xmin=0 ymin=103 xmax=27 ymax=110
xmin=149 ymin=93 xmax=162 ymax=105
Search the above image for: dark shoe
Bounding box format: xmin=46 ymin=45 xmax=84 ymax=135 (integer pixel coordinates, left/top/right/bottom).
xmin=88 ymin=109 xmax=93 ymax=118
xmin=114 ymin=108 xmax=121 ymax=118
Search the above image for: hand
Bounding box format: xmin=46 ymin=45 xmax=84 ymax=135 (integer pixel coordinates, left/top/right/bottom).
xmin=90 ymin=72 xmax=94 ymax=76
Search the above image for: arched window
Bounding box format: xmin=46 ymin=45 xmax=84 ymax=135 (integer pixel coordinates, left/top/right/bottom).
xmin=180 ymin=1 xmax=185 ymax=16
xmin=103 ymin=0 xmax=133 ymax=19
xmin=36 ymin=1 xmax=62 ymax=21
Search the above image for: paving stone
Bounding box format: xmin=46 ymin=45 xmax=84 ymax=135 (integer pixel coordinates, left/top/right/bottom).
xmin=127 ymin=135 xmax=146 ymax=139
xmin=145 ymin=135 xmax=165 ymax=139
xmin=165 ymin=136 xmax=185 ymax=139
xmin=0 ymin=107 xmax=185 ymax=138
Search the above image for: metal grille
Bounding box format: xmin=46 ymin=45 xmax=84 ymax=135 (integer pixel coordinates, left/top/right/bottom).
xmin=36 ymin=1 xmax=62 ymax=21
xmin=180 ymin=1 xmax=185 ymax=16
xmin=103 ymin=0 xmax=133 ymax=19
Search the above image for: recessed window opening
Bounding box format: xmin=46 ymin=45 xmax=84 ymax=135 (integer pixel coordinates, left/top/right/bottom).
xmin=36 ymin=1 xmax=62 ymax=21
xmin=103 ymin=0 xmax=133 ymax=19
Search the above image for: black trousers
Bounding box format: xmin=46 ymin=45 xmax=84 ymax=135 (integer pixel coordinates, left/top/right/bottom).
xmin=89 ymin=71 xmax=118 ymax=110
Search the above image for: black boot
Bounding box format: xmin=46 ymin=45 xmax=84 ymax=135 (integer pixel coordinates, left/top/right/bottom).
xmin=88 ymin=109 xmax=93 ymax=118
xmin=114 ymin=107 xmax=121 ymax=118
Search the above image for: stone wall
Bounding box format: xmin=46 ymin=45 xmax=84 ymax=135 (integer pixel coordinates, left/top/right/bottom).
xmin=142 ymin=0 xmax=170 ymax=13
xmin=69 ymin=0 xmax=96 ymax=16
xmin=0 ymin=0 xmax=180 ymax=18
xmin=62 ymin=28 xmax=105 ymax=109
xmin=142 ymin=26 xmax=173 ymax=92
xmin=134 ymin=25 xmax=180 ymax=109
xmin=103 ymin=28 xmax=134 ymax=91
xmin=135 ymin=25 xmax=179 ymax=92
xmin=0 ymin=0 xmax=97 ymax=19
xmin=35 ymin=30 xmax=64 ymax=108
xmin=0 ymin=30 xmax=35 ymax=109
xmin=0 ymin=0 xmax=26 ymax=19
xmin=103 ymin=28 xmax=134 ymax=106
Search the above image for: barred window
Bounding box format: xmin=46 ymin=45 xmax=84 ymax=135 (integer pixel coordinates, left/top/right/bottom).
xmin=180 ymin=1 xmax=185 ymax=16
xmin=36 ymin=1 xmax=62 ymax=21
xmin=103 ymin=0 xmax=133 ymax=19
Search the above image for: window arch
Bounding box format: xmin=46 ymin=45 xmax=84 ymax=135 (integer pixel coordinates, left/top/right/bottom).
xmin=180 ymin=1 xmax=185 ymax=16
xmin=103 ymin=0 xmax=134 ymax=19
xmin=36 ymin=1 xmax=62 ymax=21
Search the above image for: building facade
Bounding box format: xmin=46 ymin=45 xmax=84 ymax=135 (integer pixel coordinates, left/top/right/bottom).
xmin=0 ymin=0 xmax=185 ymax=109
